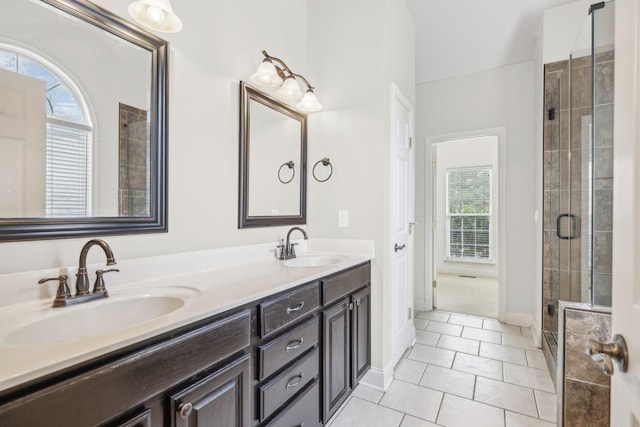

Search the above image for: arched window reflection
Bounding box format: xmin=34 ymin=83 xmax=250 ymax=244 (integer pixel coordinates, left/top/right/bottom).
xmin=0 ymin=46 xmax=93 ymax=217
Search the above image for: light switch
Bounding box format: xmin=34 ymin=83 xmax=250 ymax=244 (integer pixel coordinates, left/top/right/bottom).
xmin=338 ymin=210 xmax=349 ymax=228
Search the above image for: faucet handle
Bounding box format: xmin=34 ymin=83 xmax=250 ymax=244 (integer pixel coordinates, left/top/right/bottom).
xmin=289 ymin=242 xmax=298 ymax=257
xmin=93 ymin=269 xmax=119 ymax=293
xmin=277 ymin=239 xmax=286 ymax=260
xmin=39 ymin=275 xmax=71 ymax=303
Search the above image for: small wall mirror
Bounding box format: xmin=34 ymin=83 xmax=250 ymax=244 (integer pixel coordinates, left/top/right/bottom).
xmin=0 ymin=0 xmax=167 ymax=241
xmin=239 ymin=81 xmax=307 ymax=228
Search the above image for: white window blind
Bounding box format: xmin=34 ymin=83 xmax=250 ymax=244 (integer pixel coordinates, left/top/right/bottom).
xmin=46 ymin=120 xmax=92 ymax=217
xmin=446 ymin=166 xmax=492 ymax=261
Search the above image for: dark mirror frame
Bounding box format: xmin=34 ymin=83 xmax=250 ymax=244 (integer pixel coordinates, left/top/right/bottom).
xmin=0 ymin=0 xmax=168 ymax=242
xmin=239 ymin=81 xmax=307 ymax=228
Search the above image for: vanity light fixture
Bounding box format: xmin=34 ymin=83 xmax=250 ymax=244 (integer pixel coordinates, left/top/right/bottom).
xmin=250 ymin=50 xmax=323 ymax=113
xmin=128 ymin=0 xmax=182 ymax=33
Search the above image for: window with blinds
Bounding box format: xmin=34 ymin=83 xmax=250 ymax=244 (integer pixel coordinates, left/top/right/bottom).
xmin=46 ymin=121 xmax=92 ymax=216
xmin=446 ymin=166 xmax=492 ymax=261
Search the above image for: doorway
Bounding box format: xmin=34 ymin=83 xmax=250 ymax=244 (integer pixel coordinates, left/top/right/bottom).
xmin=427 ymin=132 xmax=504 ymax=319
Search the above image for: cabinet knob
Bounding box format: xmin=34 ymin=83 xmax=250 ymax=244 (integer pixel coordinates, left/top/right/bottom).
xmin=178 ymin=402 xmax=193 ymax=419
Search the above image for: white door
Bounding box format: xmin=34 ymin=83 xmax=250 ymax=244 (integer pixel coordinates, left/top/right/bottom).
xmin=610 ymin=0 xmax=640 ymax=423
xmin=390 ymin=84 xmax=415 ymax=366
xmin=0 ymin=69 xmax=46 ymax=217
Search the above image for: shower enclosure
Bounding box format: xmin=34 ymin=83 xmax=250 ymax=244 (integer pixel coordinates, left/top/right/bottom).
xmin=542 ymin=1 xmax=614 ymax=361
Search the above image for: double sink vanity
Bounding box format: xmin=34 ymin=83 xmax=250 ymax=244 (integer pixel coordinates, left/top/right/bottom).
xmin=0 ymin=238 xmax=373 ymax=426
xmin=0 ymin=1 xmax=370 ymax=425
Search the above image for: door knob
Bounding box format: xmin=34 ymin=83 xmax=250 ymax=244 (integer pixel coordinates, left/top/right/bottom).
xmin=394 ymin=243 xmax=406 ymax=252
xmin=586 ymin=334 xmax=628 ymax=376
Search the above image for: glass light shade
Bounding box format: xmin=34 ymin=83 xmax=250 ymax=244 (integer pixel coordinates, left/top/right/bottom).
xmin=250 ymin=61 xmax=283 ymax=87
xmin=297 ymin=90 xmax=323 ymax=112
xmin=276 ymin=77 xmax=303 ymax=101
xmin=128 ymin=0 xmax=182 ymax=33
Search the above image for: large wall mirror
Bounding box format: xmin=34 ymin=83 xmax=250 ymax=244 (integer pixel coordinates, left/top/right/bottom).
xmin=0 ymin=0 xmax=168 ymax=241
xmin=239 ymin=81 xmax=307 ymax=228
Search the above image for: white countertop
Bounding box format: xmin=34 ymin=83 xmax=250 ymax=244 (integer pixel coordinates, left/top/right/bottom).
xmin=0 ymin=239 xmax=374 ymax=394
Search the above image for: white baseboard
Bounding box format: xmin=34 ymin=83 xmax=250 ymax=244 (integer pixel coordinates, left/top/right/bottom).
xmin=504 ymin=311 xmax=535 ymax=328
xmin=529 ymin=318 xmax=542 ymax=348
xmin=505 ymin=311 xmax=540 ymax=347
xmin=359 ymin=360 xmax=395 ymax=392
xmin=414 ymin=298 xmax=426 ymax=312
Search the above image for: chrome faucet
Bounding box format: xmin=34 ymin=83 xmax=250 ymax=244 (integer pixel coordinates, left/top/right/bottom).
xmin=39 ymin=239 xmax=118 ymax=307
xmin=278 ymin=227 xmax=308 ymax=260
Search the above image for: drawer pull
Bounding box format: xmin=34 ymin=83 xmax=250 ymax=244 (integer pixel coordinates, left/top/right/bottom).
xmin=286 ymin=373 xmax=304 ymax=389
xmin=285 ymin=338 xmax=304 ymax=352
xmin=286 ymin=301 xmax=305 ymax=314
xmin=178 ymin=402 xmax=193 ymax=419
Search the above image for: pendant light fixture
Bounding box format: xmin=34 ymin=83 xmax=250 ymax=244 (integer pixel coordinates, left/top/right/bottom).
xmin=128 ymin=0 xmax=183 ymax=33
xmin=250 ymin=50 xmax=322 ymax=113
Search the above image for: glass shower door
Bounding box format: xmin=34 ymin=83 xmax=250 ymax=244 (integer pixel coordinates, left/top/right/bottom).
xmin=542 ymin=0 xmax=615 ymax=362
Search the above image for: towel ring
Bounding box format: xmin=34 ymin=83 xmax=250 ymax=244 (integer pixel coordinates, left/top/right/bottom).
xmin=313 ymin=157 xmax=333 ymax=182
xmin=278 ymin=161 xmax=295 ymax=184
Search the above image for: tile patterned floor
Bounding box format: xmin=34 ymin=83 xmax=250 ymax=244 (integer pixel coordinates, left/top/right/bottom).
xmin=326 ymin=310 xmax=557 ymax=427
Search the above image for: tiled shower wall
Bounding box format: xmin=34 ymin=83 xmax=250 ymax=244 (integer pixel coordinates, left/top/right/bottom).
xmin=558 ymin=302 xmax=611 ymax=426
xmin=592 ymin=50 xmax=615 ymax=307
xmin=542 ymin=49 xmax=614 ymax=355
xmin=119 ymin=103 xmax=149 ymax=217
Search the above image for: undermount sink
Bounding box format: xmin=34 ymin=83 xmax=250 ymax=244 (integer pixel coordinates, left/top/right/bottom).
xmin=283 ymin=253 xmax=348 ymax=268
xmin=4 ymin=287 xmax=200 ymax=346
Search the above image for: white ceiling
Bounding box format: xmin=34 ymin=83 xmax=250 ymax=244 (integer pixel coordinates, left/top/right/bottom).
xmin=405 ymin=0 xmax=578 ymax=84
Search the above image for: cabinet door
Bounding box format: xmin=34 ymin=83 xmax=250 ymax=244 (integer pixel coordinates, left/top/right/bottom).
xmin=322 ymin=298 xmax=351 ymax=422
xmin=170 ymin=354 xmax=251 ymax=427
xmin=352 ymin=286 xmax=371 ymax=385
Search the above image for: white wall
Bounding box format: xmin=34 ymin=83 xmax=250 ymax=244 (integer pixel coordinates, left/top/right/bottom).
xmin=307 ymin=0 xmax=415 ymax=386
xmin=415 ymin=61 xmax=537 ymax=324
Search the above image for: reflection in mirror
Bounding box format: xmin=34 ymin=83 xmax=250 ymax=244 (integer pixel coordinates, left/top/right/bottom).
xmin=239 ymin=81 xmax=307 ymax=228
xmin=0 ymin=0 xmax=167 ymax=241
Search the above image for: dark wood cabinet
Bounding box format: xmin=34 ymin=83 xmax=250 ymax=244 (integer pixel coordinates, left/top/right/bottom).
xmin=351 ymin=286 xmax=371 ymax=384
xmin=322 ymin=298 xmax=352 ymax=421
xmin=321 ymin=263 xmax=372 ymax=423
xmin=265 ymin=379 xmax=320 ymax=427
xmin=255 ymin=290 xmax=321 ymax=425
xmin=169 ymin=354 xmax=251 ymax=427
xmin=111 ymin=408 xmax=152 ymax=427
xmin=257 ymin=317 xmax=319 ymax=381
xmin=0 ymin=262 xmax=371 ymax=427
xmin=259 ymin=281 xmax=320 ymax=338
xmin=0 ymin=310 xmax=252 ymax=427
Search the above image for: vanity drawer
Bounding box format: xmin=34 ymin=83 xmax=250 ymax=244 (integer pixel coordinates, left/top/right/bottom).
xmin=258 ymin=348 xmax=319 ymax=421
xmin=258 ymin=316 xmax=319 ymax=381
xmin=265 ymin=379 xmax=320 ymax=427
xmin=322 ymin=263 xmax=370 ymax=305
xmin=259 ymin=281 xmax=320 ymax=337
